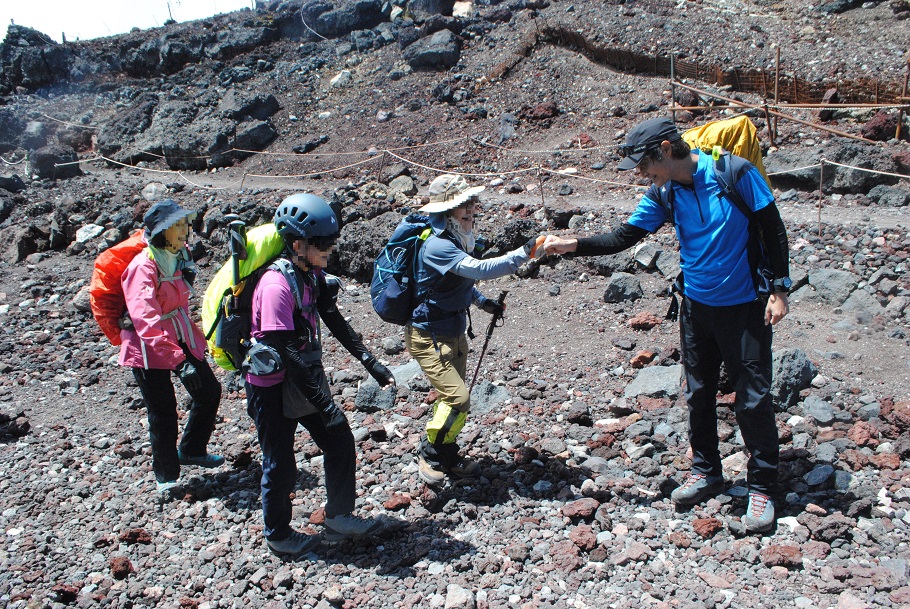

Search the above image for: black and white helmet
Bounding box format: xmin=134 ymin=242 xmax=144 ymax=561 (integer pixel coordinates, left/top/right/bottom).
xmin=273 ymin=193 xmax=339 ymax=240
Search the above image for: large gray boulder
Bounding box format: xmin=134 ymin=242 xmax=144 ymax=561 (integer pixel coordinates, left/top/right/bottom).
xmin=603 ymin=272 xmax=643 ymax=303
xmin=771 ymin=348 xmax=817 ymax=408
xmin=27 ymin=144 xmax=82 ymax=180
xmin=866 ymin=185 xmax=910 ymax=207
xmin=403 ymin=29 xmax=461 ymax=71
xmin=329 ymin=211 xmax=400 ymax=283
xmin=625 ymin=365 xmax=683 ymax=400
xmin=300 ymin=0 xmax=387 ymax=39
xmin=805 ymin=268 xmax=857 ymax=307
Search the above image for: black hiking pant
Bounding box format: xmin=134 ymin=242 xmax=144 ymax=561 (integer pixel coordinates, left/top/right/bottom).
xmin=132 ymin=349 xmax=222 ymax=484
xmin=680 ymin=296 xmax=779 ymax=494
xmin=245 ymin=377 xmax=356 ymax=542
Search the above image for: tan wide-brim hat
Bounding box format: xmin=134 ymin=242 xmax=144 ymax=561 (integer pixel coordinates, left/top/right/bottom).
xmin=418 ymin=174 xmax=486 ymax=214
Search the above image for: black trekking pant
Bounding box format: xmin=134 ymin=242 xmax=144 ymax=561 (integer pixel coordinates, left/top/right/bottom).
xmin=680 ymin=296 xmax=779 ymax=494
xmin=132 ymin=349 xmax=222 ymax=483
xmin=245 ymin=378 xmax=356 ymax=542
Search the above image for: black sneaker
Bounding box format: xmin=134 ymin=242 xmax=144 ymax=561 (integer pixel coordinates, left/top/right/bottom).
xmin=443 ymin=457 xmax=480 ymax=479
xmin=266 ymin=530 xmax=320 ymax=559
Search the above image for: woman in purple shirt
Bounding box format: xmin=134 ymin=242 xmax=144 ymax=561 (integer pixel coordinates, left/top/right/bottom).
xmin=245 ymin=193 xmax=395 ymax=559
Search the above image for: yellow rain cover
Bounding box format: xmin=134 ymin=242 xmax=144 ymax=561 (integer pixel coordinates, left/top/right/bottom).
xmin=201 ymin=223 xmax=285 ymax=370
xmin=683 ymin=115 xmax=771 ymax=189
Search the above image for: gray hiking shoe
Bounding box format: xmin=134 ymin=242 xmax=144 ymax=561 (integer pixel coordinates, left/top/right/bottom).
xmin=743 ymin=492 xmax=775 ymax=533
xmin=323 ymin=514 xmax=383 ymax=543
xmin=177 ymin=450 xmax=225 ymax=469
xmin=266 ymin=530 xmax=320 ymax=559
xmin=670 ymin=473 xmax=724 ymax=506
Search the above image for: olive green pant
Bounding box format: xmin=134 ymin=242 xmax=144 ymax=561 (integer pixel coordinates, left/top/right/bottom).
xmin=405 ymin=326 xmax=470 ymax=467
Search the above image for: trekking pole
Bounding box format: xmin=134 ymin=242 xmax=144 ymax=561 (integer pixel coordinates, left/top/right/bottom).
xmin=469 ymin=290 xmax=508 ymax=394
xmin=225 ymin=214 xmax=248 ymax=300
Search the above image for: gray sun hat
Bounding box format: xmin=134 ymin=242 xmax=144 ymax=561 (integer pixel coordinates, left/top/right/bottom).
xmin=419 ymin=174 xmax=485 ymax=214
xmin=143 ymin=199 xmax=196 ymax=238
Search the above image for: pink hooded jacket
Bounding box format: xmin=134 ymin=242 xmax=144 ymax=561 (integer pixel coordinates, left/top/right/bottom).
xmin=118 ymin=249 xmax=206 ymax=370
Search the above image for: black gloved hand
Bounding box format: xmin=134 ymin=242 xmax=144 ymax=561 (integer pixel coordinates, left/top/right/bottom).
xmin=480 ymin=298 xmax=505 ymax=317
xmin=365 ymin=357 xmax=395 ymax=387
xmin=176 ymin=360 xmax=203 ymax=393
xmin=318 ymin=402 xmax=347 ymax=429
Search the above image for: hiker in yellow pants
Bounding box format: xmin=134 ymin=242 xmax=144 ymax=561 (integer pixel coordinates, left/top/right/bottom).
xmin=404 ymin=174 xmax=544 ymax=485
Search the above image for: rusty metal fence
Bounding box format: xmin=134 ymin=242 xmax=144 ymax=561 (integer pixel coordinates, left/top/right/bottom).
xmin=536 ymin=23 xmax=906 ymax=105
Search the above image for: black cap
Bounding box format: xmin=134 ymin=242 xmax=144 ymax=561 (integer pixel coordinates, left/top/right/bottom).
xmin=617 ymin=117 xmax=682 ymax=171
xmin=143 ymin=199 xmax=195 ymax=238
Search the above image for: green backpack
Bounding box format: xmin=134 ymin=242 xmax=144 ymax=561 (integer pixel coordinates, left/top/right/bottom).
xmin=201 ymin=223 xmax=286 ymax=371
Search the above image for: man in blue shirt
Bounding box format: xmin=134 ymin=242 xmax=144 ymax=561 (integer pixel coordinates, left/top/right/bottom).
xmin=543 ymin=117 xmax=792 ymax=533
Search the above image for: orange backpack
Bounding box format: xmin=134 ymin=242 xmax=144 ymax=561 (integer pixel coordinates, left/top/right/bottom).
xmin=89 ymin=230 xmax=147 ymax=345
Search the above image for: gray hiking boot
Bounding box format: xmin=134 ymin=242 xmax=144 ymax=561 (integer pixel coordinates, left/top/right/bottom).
xmin=266 ymin=530 xmax=320 ymax=559
xmin=323 ymin=514 xmax=383 ymax=543
xmin=743 ymin=492 xmax=775 ymax=533
xmin=670 ymin=473 xmax=724 ymax=506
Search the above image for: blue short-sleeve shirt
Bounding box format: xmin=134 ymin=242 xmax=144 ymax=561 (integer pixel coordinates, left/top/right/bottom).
xmin=628 ymin=150 xmax=775 ymax=306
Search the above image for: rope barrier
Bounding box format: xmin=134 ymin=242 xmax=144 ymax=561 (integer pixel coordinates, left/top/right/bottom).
xmin=300 ymin=10 xmax=328 ymax=41
xmin=53 ymin=149 xmax=909 ymax=197
xmin=471 ymin=137 xmax=616 ymax=155
xmin=821 ymin=159 xmax=910 ymax=181
xmin=767 ymin=163 xmax=822 ymax=176
xmin=40 ymin=113 xmax=102 ymax=130
xmin=1 ymin=154 xmax=26 ymax=166
xmin=383 ymin=150 xmax=539 ymax=178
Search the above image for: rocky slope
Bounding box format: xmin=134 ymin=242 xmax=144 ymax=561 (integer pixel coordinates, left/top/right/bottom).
xmin=1 ymin=1 xmax=909 ymax=608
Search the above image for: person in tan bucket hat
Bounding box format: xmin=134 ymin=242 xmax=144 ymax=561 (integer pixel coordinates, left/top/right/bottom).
xmin=405 ymin=173 xmax=546 ymax=486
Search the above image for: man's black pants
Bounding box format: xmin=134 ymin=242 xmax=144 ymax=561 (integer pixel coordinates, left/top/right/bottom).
xmin=680 ymin=296 xmax=779 ymax=494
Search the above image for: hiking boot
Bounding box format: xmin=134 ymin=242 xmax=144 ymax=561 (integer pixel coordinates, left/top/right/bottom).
xmin=670 ymin=473 xmax=724 ymax=506
xmin=444 ymin=457 xmax=480 ymax=479
xmin=418 ymin=456 xmax=446 ymax=486
xmin=323 ymin=514 xmax=383 ymax=543
xmin=266 ymin=530 xmax=320 ymax=559
xmin=178 ymin=450 xmax=225 ymax=469
xmin=743 ymin=492 xmax=775 ymax=533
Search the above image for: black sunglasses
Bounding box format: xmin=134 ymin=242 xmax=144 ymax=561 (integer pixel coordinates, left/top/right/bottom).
xmin=309 ymin=235 xmax=338 ymax=250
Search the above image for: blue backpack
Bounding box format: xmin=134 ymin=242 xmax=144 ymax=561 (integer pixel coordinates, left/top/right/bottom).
xmin=370 ymin=213 xmax=433 ymax=325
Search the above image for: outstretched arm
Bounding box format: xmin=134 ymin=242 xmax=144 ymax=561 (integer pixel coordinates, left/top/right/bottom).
xmin=543 ymin=223 xmax=649 ymax=256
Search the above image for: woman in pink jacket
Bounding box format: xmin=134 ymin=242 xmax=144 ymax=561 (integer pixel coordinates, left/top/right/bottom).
xmin=120 ymin=200 xmax=223 ymax=495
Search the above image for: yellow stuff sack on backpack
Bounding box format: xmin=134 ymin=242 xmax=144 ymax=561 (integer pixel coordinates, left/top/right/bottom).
xmin=202 ymin=223 xmax=285 ymax=371
xmin=683 ymin=115 xmax=771 ymax=189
